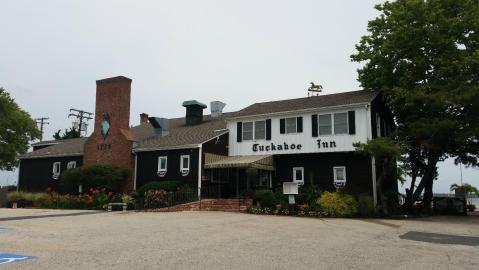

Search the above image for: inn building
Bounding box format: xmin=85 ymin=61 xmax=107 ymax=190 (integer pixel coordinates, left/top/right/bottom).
xmin=18 ymin=76 xmax=397 ymax=206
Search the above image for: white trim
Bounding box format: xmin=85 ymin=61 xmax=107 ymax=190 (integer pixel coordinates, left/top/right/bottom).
xmin=198 ymin=145 xmax=202 ymax=199
xmin=158 ymin=156 xmax=168 ymax=172
xmin=134 ymin=144 xmax=199 ymax=152
xmin=333 ymin=166 xmax=346 ymax=181
xmin=371 ymin=157 xmax=377 ymax=206
xmin=293 ymin=167 xmax=304 ymax=185
xmin=133 ymin=154 xmax=138 ymax=190
xmin=366 ymin=104 xmax=372 ymax=140
xmin=226 ymin=102 xmax=372 ymax=120
xmin=19 ymin=153 xmax=83 ymax=160
xmin=180 ymin=155 xmax=190 ymax=171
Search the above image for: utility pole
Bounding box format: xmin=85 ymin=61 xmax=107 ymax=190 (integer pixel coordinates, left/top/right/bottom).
xmin=68 ymin=109 xmax=93 ymax=137
xmin=35 ymin=117 xmax=49 ymax=141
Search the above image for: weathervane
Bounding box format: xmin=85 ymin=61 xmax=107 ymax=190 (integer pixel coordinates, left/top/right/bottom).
xmin=308 ymin=82 xmax=323 ymax=97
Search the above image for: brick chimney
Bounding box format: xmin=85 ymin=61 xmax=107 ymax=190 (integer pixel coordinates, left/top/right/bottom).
xmin=140 ymin=113 xmax=149 ymax=124
xmin=182 ymin=100 xmax=207 ymax=125
xmin=83 ymin=76 xmax=135 ymax=191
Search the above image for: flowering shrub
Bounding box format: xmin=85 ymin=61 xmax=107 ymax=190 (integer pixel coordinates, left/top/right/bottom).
xmin=144 ymin=189 xmax=171 ymax=209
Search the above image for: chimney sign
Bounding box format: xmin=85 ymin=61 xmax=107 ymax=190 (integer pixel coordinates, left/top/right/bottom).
xmin=100 ymin=113 xmax=111 ymax=140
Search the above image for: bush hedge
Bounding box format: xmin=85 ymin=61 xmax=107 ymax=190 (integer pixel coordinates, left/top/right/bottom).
xmin=318 ymin=191 xmax=359 ymax=217
xmin=252 ymin=189 xmax=276 ymax=208
xmin=61 ymin=164 xmax=130 ymax=193
xmin=356 ymin=193 xmax=375 ymax=216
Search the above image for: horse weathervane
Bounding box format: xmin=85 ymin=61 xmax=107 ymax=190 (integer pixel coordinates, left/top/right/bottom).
xmin=308 ymin=82 xmax=323 ymax=96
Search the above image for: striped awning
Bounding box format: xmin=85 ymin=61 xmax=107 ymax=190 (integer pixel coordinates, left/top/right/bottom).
xmin=204 ymin=153 xmax=274 ymax=171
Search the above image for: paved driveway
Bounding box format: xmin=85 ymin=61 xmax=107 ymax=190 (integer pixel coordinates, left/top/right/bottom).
xmin=0 ymin=209 xmax=478 ymax=270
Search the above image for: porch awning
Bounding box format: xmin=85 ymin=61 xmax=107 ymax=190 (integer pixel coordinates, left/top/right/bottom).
xmin=204 ymin=153 xmax=274 ymax=171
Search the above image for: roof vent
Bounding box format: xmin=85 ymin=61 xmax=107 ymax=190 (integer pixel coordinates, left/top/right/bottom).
xmin=148 ymin=117 xmax=169 ymax=136
xmin=182 ymin=100 xmax=207 ymax=125
xmin=210 ymin=101 xmax=226 ymax=118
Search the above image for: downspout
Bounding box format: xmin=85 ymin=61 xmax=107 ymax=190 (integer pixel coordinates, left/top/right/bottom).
xmin=16 ymin=160 xmax=21 ymax=192
xmin=133 ymin=154 xmax=138 ymax=190
xmin=198 ymin=144 xmax=202 ymax=199
xmin=366 ymin=103 xmax=377 ymax=206
xmin=371 ymin=157 xmax=377 ymax=207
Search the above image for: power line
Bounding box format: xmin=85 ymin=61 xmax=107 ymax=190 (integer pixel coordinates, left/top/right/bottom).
xmin=68 ymin=109 xmax=93 ymax=137
xmin=35 ymin=117 xmax=49 ymax=141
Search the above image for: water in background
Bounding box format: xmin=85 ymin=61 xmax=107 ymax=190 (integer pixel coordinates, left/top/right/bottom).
xmin=470 ymin=198 xmax=479 ymax=207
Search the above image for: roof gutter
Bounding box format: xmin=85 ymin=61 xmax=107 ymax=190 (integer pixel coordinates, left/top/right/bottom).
xmin=18 ymin=153 xmax=83 ymax=160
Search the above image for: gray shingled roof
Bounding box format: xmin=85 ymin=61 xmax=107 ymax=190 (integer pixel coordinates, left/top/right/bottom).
xmin=134 ymin=114 xmax=231 ymax=151
xmin=19 ymin=114 xmax=231 ymax=158
xmin=19 ymin=138 xmax=87 ymax=159
xmin=230 ymin=90 xmax=379 ymax=118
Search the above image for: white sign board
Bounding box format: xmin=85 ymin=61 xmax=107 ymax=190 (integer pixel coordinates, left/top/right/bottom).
xmin=283 ymin=182 xmax=299 ymax=195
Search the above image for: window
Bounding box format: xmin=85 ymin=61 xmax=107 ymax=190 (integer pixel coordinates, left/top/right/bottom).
xmin=52 ymin=162 xmax=61 ymax=180
xmin=285 ymin=117 xmax=297 ymax=133
xmin=376 ymin=113 xmax=381 ymax=137
xmin=158 ymin=156 xmax=167 ymax=172
xmin=318 ymin=114 xmax=332 ymax=135
xmin=254 ymin=120 xmax=266 ymax=140
xmin=242 ymin=122 xmax=253 ymax=141
xmin=180 ymin=155 xmax=190 ymax=170
xmin=67 ymin=161 xmax=76 ymax=169
xmin=333 ymin=166 xmax=346 ymax=182
xmin=293 ymin=167 xmax=304 ymax=185
xmin=334 ymin=112 xmax=348 ymax=134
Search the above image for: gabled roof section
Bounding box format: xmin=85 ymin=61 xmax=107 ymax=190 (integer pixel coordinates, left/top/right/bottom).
xmin=19 ymin=138 xmax=88 ymax=159
xmin=230 ymin=90 xmax=379 ymax=119
xmin=133 ymin=113 xmax=232 ymax=152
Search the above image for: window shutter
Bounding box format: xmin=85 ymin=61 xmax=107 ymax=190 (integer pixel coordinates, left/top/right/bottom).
xmin=311 ymin=115 xmax=318 ymax=137
xmin=236 ymin=122 xmax=242 ymax=142
xmin=280 ymin=118 xmax=285 ymax=134
xmin=266 ymin=119 xmax=272 ymax=140
xmin=348 ymin=111 xmax=356 ymax=134
xmin=297 ymin=117 xmax=303 ymax=133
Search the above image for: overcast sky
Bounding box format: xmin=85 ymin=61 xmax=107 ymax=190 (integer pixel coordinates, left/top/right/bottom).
xmin=0 ymin=0 xmax=477 ymax=192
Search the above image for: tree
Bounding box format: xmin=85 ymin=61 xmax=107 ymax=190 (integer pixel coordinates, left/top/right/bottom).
xmin=53 ymin=127 xmax=80 ymax=140
xmin=354 ymin=138 xmax=404 ymax=214
xmin=351 ymin=0 xmax=479 ymax=213
xmin=0 ymin=88 xmax=40 ymax=170
xmin=450 ymin=183 xmax=479 ymax=204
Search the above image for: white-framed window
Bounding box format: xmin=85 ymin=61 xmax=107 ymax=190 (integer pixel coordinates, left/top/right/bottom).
xmin=158 ymin=156 xmax=167 ymax=172
xmin=254 ymin=120 xmax=266 ymax=140
xmin=67 ymin=161 xmax=76 ymax=169
xmin=242 ymin=122 xmax=253 ymax=141
xmin=293 ymin=167 xmax=304 ymax=185
xmin=333 ymin=166 xmax=346 ymax=182
xmin=52 ymin=162 xmax=61 ymax=180
xmin=334 ymin=112 xmax=348 ymax=134
xmin=318 ymin=114 xmax=332 ymax=135
xmin=180 ymin=155 xmax=190 ymax=171
xmin=285 ymin=117 xmax=297 ymax=133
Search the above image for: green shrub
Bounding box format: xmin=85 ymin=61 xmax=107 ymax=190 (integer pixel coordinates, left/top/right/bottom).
xmin=273 ymin=187 xmax=288 ymax=207
xmin=252 ymin=189 xmax=276 ymax=208
xmin=298 ymin=184 xmax=321 ymax=207
xmin=357 ymin=193 xmax=375 ymax=216
xmin=61 ymin=164 xmax=130 ymax=193
xmin=137 ymin=181 xmax=180 ymax=197
xmin=7 ymin=191 xmax=50 ymax=207
xmin=318 ymin=191 xmax=359 ymax=217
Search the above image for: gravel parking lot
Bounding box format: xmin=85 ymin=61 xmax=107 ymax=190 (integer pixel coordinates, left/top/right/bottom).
xmin=0 ymin=209 xmax=478 ymax=270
